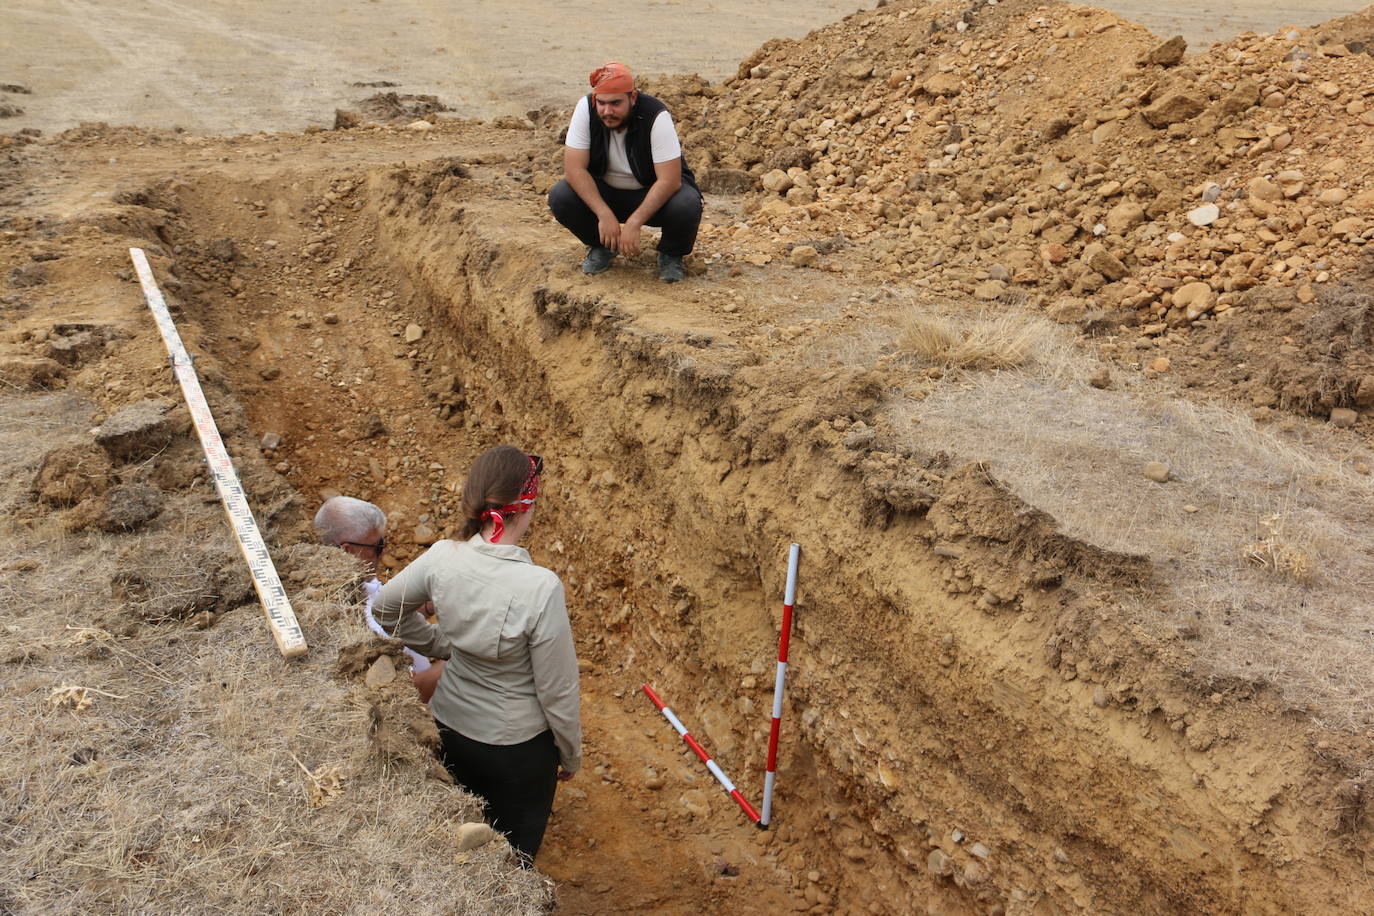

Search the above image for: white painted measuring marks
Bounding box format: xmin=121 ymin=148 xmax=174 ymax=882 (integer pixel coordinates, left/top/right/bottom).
xmin=760 ymin=541 xmax=801 ymax=828
xmin=643 ymin=542 xmax=801 ymax=827
xmin=129 ymin=248 xmax=307 ymax=658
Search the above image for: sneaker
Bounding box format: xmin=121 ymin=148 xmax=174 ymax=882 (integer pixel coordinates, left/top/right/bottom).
xmin=582 ymin=245 xmax=614 ymax=275
xmin=658 ymin=253 xmax=686 ymax=284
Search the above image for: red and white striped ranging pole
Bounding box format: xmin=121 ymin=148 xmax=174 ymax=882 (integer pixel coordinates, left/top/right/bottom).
xmin=760 ymin=542 xmax=801 ymax=829
xmin=641 ymin=683 xmax=761 ymax=824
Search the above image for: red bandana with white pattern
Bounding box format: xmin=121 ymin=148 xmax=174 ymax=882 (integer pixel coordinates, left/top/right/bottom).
xmin=481 ymin=455 xmax=540 ymax=543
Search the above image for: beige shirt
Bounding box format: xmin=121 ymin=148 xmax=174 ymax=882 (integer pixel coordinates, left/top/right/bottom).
xmin=372 ymin=535 xmax=581 ymax=773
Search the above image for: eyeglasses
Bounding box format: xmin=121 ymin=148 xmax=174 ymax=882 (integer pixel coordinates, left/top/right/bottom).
xmin=527 ymin=454 xmax=543 ymax=477
xmin=341 ymin=537 xmax=385 ymax=556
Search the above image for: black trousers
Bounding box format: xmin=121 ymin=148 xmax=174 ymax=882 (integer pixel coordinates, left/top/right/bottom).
xmin=434 ymin=721 xmax=559 ymax=865
xmin=548 ymin=177 xmax=703 ymax=256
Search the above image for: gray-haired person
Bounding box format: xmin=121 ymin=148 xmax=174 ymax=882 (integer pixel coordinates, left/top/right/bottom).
xmin=314 ymin=496 xmax=443 ymax=701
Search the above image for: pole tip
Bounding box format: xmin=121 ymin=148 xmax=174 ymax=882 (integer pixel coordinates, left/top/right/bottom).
xmin=756 ymin=821 xmax=770 ymax=830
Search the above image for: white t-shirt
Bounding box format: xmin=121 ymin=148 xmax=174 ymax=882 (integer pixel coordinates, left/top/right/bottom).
xmin=565 ymin=96 xmax=682 ymax=190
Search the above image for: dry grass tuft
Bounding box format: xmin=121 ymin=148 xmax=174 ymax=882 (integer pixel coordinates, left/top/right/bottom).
xmin=1242 ymin=512 xmax=1319 ymax=584
xmin=897 ymin=309 xmax=1058 ymax=371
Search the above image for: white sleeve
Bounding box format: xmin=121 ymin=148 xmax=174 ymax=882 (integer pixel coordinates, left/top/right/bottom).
xmin=649 ymin=109 xmax=682 ymax=163
xmin=565 ymin=97 xmax=591 ymax=150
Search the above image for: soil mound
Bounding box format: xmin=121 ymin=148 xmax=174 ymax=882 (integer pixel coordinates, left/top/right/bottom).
xmin=639 ymin=0 xmax=1374 ymax=410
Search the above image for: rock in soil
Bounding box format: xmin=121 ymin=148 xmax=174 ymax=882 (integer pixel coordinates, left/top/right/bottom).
xmin=94 ymin=400 xmax=174 ymax=461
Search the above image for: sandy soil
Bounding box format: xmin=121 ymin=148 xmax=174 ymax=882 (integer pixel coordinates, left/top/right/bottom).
xmin=1 ymin=0 xmax=1368 ymax=136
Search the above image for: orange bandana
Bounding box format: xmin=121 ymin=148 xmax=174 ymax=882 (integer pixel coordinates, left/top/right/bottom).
xmin=590 ymin=61 xmax=634 ymax=97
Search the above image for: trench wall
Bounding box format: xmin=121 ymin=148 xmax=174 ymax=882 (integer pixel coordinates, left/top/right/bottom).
xmin=346 ymin=162 xmax=1369 ymax=914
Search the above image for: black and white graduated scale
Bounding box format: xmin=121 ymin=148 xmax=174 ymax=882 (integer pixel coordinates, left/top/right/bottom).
xmin=129 ymin=247 xmax=307 ymax=658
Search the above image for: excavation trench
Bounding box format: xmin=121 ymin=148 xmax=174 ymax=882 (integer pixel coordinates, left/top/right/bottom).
xmin=123 ymin=146 xmax=1372 ymax=914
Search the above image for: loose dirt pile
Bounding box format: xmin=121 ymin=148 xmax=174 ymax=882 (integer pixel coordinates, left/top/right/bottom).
xmin=629 ymin=0 xmax=1374 ymax=409
xmin=4 ymin=2 xmax=1374 ymax=914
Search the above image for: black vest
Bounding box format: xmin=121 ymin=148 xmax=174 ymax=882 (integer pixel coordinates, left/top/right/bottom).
xmin=584 ymin=92 xmax=698 ymax=192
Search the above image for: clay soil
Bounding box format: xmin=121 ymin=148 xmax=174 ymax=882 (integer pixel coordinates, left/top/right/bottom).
xmin=5 ymin=2 xmax=1374 ymax=915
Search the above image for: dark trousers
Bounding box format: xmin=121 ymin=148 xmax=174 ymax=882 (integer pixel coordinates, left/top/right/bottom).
xmin=548 ymin=177 xmax=703 ymax=256
xmin=434 ymin=721 xmax=559 ymax=865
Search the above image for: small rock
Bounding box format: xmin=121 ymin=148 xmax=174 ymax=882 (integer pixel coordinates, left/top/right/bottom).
xmin=260 ymin=432 xmax=282 ymax=451
xmin=206 ymin=238 xmax=238 ymax=262
xmin=1330 ymin=408 xmax=1358 ymax=428
xmin=1331 ymin=217 xmax=1364 ymax=237
xmin=761 ymin=169 xmax=794 ymax=194
xmin=1080 ymin=242 xmax=1128 ymax=281
xmin=1142 ymin=90 xmax=1206 ymax=127
xmin=94 ymin=400 xmax=174 ymax=462
xmin=927 ymin=849 xmax=954 ymax=877
xmin=1088 ymin=366 xmax=1112 ymax=389
xmin=1353 ymin=376 xmax=1374 ymax=408
xmin=1248 ymin=177 xmax=1282 ymax=202
xmin=406 ymin=119 xmax=434 ymax=131
xmin=973 ymin=279 xmax=1006 ymax=300
xmin=789 ymin=244 xmax=819 ymax=267
xmin=680 ymin=789 xmax=710 ymax=818
xmin=1092 ymin=686 xmax=1109 ymax=708
xmin=359 ymin=413 xmax=385 ymax=439
xmin=1186 ymin=204 xmax=1220 ymax=227
xmin=1142 ymin=35 xmax=1187 ymax=67
xmin=46 ymin=329 xmax=107 ymax=367
xmin=259 ymin=366 xmax=281 ymax=381
xmin=1143 ymin=461 xmax=1171 ymax=483
xmin=413 ymin=524 xmax=438 ymax=546
xmin=455 ymin=822 xmax=496 ymax=851
xmin=8 ymin=262 xmax=48 ymax=288
xmin=1050 ymin=297 xmax=1088 ymax=323
xmin=1105 ymin=201 xmax=1145 ymax=234
xmin=923 ymin=72 xmax=962 ymax=97
xmin=333 ymin=108 xmax=362 ymax=130
xmin=365 ymin=654 xmax=397 ymax=688
xmin=404 ymin=323 xmax=424 ymax=343
xmin=1173 ymin=281 xmax=1215 ymax=320
xmin=75 ymin=484 xmax=165 ymax=532
xmin=1149 ymin=357 xmax=1171 ymax=373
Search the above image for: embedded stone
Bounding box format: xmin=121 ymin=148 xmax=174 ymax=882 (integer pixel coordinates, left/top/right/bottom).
xmin=1143 ymin=461 xmax=1171 ymax=483
xmin=1142 ymin=90 xmax=1206 ymax=127
xmin=1174 ymin=281 xmax=1216 ymax=319
xmin=1186 ymin=204 xmax=1220 ymax=227
xmin=94 ymin=400 xmax=174 ymax=462
xmin=1080 ymin=242 xmax=1128 ymax=281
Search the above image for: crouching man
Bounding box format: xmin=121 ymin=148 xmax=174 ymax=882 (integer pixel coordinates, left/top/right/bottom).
xmin=548 ymin=60 xmax=703 ymax=283
xmin=314 ymin=496 xmax=444 ymax=702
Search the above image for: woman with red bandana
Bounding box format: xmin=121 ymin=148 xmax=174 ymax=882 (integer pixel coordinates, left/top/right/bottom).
xmin=373 ymin=445 xmax=581 ymax=865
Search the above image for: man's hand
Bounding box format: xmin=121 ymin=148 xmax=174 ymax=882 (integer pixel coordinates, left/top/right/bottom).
xmin=597 ymin=212 xmax=621 ymax=251
xmin=618 ymin=222 xmax=643 ymax=257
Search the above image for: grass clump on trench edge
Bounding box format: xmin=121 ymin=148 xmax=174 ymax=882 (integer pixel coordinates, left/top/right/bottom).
xmin=0 ymin=394 xmax=552 ymax=914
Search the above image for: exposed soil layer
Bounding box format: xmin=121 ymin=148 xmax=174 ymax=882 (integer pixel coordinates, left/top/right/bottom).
xmin=5 ymin=2 xmax=1374 ymax=914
